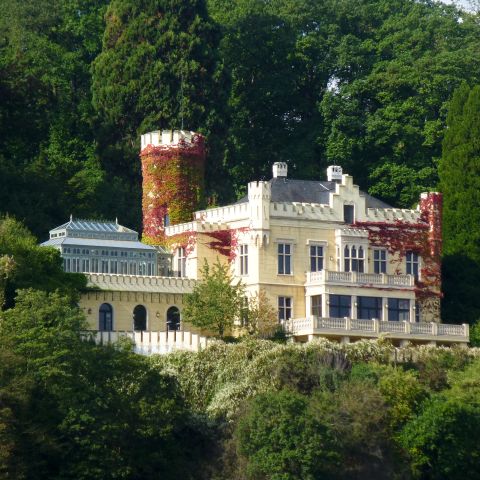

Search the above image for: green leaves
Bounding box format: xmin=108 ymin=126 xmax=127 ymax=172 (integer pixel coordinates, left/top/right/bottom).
xmin=183 ymin=259 xmax=245 ymax=337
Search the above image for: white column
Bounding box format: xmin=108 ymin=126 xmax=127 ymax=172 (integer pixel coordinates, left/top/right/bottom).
xmin=382 ymin=297 xmax=388 ymax=322
xmin=305 ymin=295 xmax=312 ymax=317
xmin=351 ymin=295 xmax=357 ymax=319
xmin=322 ymin=294 xmax=328 ymax=318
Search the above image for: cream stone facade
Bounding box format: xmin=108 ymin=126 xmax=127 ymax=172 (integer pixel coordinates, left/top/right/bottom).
xmin=75 ymin=130 xmax=468 ymax=347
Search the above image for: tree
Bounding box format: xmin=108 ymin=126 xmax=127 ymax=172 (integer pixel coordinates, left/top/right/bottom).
xmin=183 ymin=259 xmax=244 ymax=337
xmin=0 ymin=217 xmax=86 ymax=307
xmin=0 ymin=288 xmax=207 ymax=479
xmin=321 ymin=0 xmax=480 ymax=207
xmin=92 ymin=0 xmax=226 ymax=220
xmin=0 ymin=0 xmax=110 ymax=237
xmin=243 ymin=289 xmax=278 ymax=338
xmin=235 ymin=389 xmax=339 ymax=479
xmin=400 ymin=396 xmax=480 ymax=479
xmin=439 ymin=84 xmax=480 ymax=324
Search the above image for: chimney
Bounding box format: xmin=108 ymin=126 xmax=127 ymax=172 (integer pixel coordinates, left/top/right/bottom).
xmin=272 ymin=162 xmax=288 ymax=178
xmin=327 ymin=165 xmax=343 ymax=183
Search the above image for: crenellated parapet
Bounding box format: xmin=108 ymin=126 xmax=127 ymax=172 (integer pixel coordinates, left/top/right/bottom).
xmin=366 ymin=207 xmax=422 ymax=223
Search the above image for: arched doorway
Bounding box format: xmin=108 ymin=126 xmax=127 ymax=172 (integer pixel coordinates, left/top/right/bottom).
xmin=166 ymin=306 xmax=180 ymax=331
xmin=99 ymin=303 xmax=113 ymax=331
xmin=133 ymin=305 xmax=147 ymax=331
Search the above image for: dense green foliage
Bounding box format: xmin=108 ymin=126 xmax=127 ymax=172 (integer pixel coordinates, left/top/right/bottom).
xmin=153 ymin=339 xmax=480 ymax=479
xmin=0 ymin=289 xmax=209 ymax=479
xmin=439 ymin=84 xmax=480 ymax=325
xmin=2 ymin=3 xmax=480 ymax=475
xmin=1 ymin=230 xmax=480 ymax=479
xmin=0 ymin=217 xmax=86 ymax=308
xmin=2 ymin=0 xmax=480 ymax=237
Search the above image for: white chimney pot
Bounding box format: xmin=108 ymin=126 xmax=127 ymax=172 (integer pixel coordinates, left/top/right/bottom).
xmin=327 ymin=165 xmax=343 ymax=182
xmin=273 ymin=162 xmax=288 ymax=178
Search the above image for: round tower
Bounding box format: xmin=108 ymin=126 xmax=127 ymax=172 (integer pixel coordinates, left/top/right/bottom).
xmin=140 ymin=130 xmax=206 ymax=244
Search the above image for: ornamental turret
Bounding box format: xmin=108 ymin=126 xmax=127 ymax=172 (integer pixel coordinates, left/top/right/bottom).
xmin=140 ymin=130 xmax=206 ymax=244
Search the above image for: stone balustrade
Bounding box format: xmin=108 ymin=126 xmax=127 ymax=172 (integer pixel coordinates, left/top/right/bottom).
xmin=306 ymin=270 xmax=414 ymax=287
xmin=83 ymin=330 xmax=209 ymax=355
xmin=287 ymin=317 xmax=469 ymax=344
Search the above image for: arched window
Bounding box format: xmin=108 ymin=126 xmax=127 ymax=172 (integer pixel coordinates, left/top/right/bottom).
xmin=133 ymin=305 xmax=147 ymax=331
xmin=166 ymin=306 xmax=180 ymax=331
xmin=99 ymin=303 xmax=113 ymax=331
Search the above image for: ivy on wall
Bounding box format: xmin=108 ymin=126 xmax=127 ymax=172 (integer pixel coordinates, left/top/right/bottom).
xmin=141 ymin=134 xmax=205 ymax=245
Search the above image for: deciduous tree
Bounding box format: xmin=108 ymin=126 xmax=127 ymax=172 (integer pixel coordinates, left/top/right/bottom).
xmin=183 ymin=259 xmax=245 ymax=337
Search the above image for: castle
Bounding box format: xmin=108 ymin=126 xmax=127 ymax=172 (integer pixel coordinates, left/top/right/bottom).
xmin=46 ymin=129 xmax=468 ymax=347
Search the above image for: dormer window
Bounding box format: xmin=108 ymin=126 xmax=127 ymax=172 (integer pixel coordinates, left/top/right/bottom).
xmin=344 ymin=204 xmax=354 ymax=224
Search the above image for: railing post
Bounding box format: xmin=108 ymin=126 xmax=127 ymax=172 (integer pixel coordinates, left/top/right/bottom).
xmin=431 ymin=322 xmax=438 ymax=336
xmin=352 ymin=271 xmax=357 ymax=284
xmin=463 ymin=323 xmax=470 ymax=339
xmin=404 ymin=321 xmax=410 ymax=334
xmin=345 ymin=317 xmax=351 ymax=332
xmin=381 ymin=273 xmax=387 ymax=284
xmin=373 ymin=319 xmax=380 ymax=334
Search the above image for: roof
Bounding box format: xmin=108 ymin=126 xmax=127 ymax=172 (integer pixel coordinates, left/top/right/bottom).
xmin=237 ymin=178 xmax=392 ymax=209
xmin=51 ymin=218 xmax=137 ymax=234
xmin=41 ymin=237 xmax=157 ymax=251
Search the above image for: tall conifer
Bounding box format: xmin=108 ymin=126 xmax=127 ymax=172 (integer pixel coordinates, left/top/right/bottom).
xmin=439 ymin=84 xmax=480 ymax=324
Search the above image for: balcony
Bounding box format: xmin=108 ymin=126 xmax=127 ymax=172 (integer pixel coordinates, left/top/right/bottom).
xmin=306 ymin=270 xmax=414 ymax=288
xmin=288 ymin=317 xmax=469 ymax=344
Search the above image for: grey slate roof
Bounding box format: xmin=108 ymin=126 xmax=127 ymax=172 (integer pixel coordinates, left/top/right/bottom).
xmin=52 ymin=218 xmax=136 ymax=234
xmin=237 ymin=178 xmax=392 ymax=209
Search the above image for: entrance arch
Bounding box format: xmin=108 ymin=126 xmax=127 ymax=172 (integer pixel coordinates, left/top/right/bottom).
xmin=99 ymin=303 xmax=113 ymax=331
xmin=133 ymin=305 xmax=147 ymax=331
xmin=166 ymin=306 xmax=180 ymax=331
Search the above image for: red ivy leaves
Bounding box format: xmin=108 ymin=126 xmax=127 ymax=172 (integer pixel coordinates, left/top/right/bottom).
xmin=140 ymin=134 xmax=205 ymax=245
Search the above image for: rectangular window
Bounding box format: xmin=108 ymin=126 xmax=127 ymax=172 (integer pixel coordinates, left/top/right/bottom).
xmin=129 ymin=262 xmax=137 ymax=275
xmin=344 ymin=204 xmax=354 ymax=224
xmin=311 ymin=295 xmax=322 ymax=317
xmin=239 ymin=244 xmax=248 ymax=275
xmin=344 ymin=245 xmax=365 ymax=273
xmin=91 ymin=258 xmax=99 ymax=273
xmin=406 ymin=252 xmax=419 ymax=280
xmin=415 ymin=302 xmax=420 ymax=323
xmin=310 ymin=245 xmax=324 ymax=272
xmin=329 ymin=295 xmax=351 ymax=318
xmin=177 ymin=247 xmax=186 ymax=277
xmin=101 ymin=260 xmax=109 ymax=273
xmin=278 ymin=296 xmax=292 ymax=321
xmin=373 ymin=249 xmax=387 ymax=274
xmin=388 ymin=298 xmax=410 ymax=321
xmin=278 ymin=243 xmax=292 ymax=275
xmin=64 ymin=258 xmax=70 ymax=272
xmin=357 ymin=296 xmax=382 ymax=320
xmin=72 ymin=258 xmax=80 ymax=273
xmin=81 ymin=259 xmax=90 ymax=272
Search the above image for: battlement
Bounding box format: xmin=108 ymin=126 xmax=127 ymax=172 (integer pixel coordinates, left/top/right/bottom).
xmin=248 ymin=181 xmax=271 ymax=200
xmin=365 ymin=208 xmax=422 ymax=223
xmin=140 ymin=130 xmax=198 ymax=151
xmin=194 ymin=202 xmax=249 ymax=223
